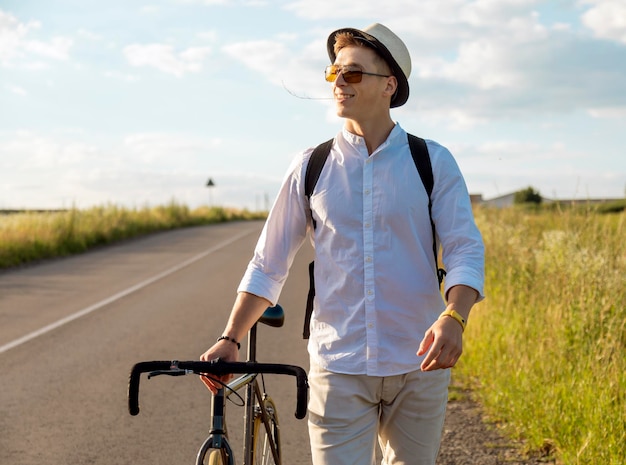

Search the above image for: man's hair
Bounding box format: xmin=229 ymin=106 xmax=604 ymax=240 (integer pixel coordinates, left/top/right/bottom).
xmin=332 ymin=32 xmax=391 ymax=74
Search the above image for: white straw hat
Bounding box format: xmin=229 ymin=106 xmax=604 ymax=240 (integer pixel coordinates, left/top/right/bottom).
xmin=327 ymin=23 xmax=412 ymax=108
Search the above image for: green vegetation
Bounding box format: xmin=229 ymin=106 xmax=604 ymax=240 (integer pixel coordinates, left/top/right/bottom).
xmin=2 ymin=202 xmax=625 ymax=463
xmin=0 ymin=203 xmax=266 ymax=269
xmin=456 ymin=206 xmax=625 ymax=464
xmin=545 ymin=198 xmax=626 ymax=215
xmin=514 ymin=186 xmax=543 ymax=205
xmin=595 ymin=199 xmax=626 ymax=214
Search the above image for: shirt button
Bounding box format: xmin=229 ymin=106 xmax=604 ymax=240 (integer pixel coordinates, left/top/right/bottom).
xmin=368 ymin=323 xmax=374 ymax=329
xmin=365 ymin=256 xmax=372 ymax=263
xmin=364 ymin=189 xmax=371 ymax=195
xmin=365 ymin=223 xmax=371 ymax=228
xmin=367 ymin=289 xmax=373 ymax=296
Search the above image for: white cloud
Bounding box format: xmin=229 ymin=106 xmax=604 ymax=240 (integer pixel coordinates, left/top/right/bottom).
xmin=1 ymin=1 xmax=624 ymax=208
xmin=140 ymin=5 xmax=162 ymax=14
xmin=122 ymin=132 xmax=223 ymax=166
xmin=0 ymin=10 xmax=36 ymax=65
xmin=123 ymin=43 xmax=212 ymax=76
xmin=23 ymin=36 xmax=72 ymax=60
xmin=5 ymin=84 xmax=27 ymax=96
xmin=76 ymin=28 xmax=102 ymax=41
xmin=196 ymin=30 xmax=218 ymax=42
xmin=588 ymin=106 xmax=626 ymax=118
xmin=220 ymin=1 xmax=624 ymax=127
xmin=222 ymin=36 xmax=332 ymax=102
xmin=285 ymin=0 xmax=539 ymax=27
xmin=222 ymin=40 xmax=290 ymax=81
xmin=104 ymin=70 xmax=140 ymax=82
xmin=0 ymin=130 xmax=234 ymax=209
xmin=581 ymin=0 xmax=626 ymax=44
xmin=0 ymin=131 xmax=95 ymax=170
xmin=456 ymin=138 xmax=624 ymax=200
xmin=175 ymin=0 xmax=230 ymax=5
xmin=420 ymin=38 xmax=526 ymax=90
xmin=0 ymin=9 xmax=73 ymax=68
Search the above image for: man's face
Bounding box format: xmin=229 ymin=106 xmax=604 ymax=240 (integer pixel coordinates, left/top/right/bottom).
xmin=330 ymin=46 xmax=395 ymax=122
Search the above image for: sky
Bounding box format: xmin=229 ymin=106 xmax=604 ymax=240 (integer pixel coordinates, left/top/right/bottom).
xmin=1 ymin=0 xmax=625 ymax=211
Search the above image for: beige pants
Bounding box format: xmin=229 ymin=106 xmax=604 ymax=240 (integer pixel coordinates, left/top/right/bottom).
xmin=307 ymin=363 xmax=450 ymax=465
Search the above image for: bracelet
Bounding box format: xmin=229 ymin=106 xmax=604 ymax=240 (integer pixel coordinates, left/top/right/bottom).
xmin=439 ymin=309 xmax=466 ymax=332
xmin=217 ymin=335 xmax=241 ymax=350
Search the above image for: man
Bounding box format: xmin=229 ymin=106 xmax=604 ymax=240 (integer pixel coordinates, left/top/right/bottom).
xmin=200 ymin=23 xmax=484 ymax=465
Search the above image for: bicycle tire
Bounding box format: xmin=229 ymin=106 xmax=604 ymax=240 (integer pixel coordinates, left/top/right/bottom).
xmin=205 ymin=449 xmax=224 ymax=465
xmin=252 ymin=396 xmax=281 ymax=465
xmin=197 ymin=438 xmax=231 ymax=465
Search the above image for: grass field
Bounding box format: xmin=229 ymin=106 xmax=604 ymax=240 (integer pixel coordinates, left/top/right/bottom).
xmin=0 ymin=203 xmax=265 ymax=269
xmin=456 ymin=205 xmax=625 ymax=464
xmin=1 ymin=202 xmax=624 ymax=463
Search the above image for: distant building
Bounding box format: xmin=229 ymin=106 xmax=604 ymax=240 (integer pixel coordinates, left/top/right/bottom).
xmin=469 ymin=194 xmax=483 ymax=205
xmin=480 ymin=193 xmax=517 ymax=208
xmin=476 ymin=193 xmax=623 ymax=208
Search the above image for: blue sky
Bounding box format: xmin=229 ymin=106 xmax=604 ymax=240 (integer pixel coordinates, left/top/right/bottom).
xmin=1 ymin=0 xmax=625 ymax=210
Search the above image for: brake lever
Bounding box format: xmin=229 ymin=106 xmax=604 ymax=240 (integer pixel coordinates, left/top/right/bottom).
xmin=147 ymin=360 xmax=194 ymax=379
xmin=148 ymin=369 xmax=192 ymax=379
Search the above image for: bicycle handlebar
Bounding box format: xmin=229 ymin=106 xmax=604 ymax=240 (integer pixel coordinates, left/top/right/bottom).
xmin=128 ymin=359 xmax=309 ymax=419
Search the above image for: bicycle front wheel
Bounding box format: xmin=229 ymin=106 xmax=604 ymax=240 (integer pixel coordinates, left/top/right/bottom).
xmin=205 ymin=450 xmax=224 ymax=465
xmin=252 ymin=396 xmax=281 ymax=465
xmin=197 ymin=440 xmax=232 ymax=465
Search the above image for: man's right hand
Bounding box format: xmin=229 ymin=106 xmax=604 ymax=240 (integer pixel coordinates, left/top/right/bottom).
xmin=199 ymin=340 xmax=240 ymax=394
xmin=198 ymin=292 xmax=273 ymax=393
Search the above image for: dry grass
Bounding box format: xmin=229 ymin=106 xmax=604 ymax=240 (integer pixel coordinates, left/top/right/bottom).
xmin=2 ymin=202 xmax=624 ymax=463
xmin=0 ymin=203 xmax=265 ymax=268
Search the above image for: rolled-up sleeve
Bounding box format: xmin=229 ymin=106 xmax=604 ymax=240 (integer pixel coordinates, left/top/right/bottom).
xmin=428 ymin=141 xmax=485 ymax=302
xmin=237 ymin=151 xmax=312 ymax=305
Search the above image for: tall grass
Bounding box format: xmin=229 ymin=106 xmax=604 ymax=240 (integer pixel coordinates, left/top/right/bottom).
xmin=456 ymin=206 xmax=625 ymax=464
xmin=0 ymin=203 xmax=266 ymax=269
xmin=2 ymin=203 xmax=624 ymax=463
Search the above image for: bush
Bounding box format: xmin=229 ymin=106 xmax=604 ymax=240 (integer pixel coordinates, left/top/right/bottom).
xmin=596 ymin=199 xmax=626 ymax=214
xmin=513 ymin=186 xmax=542 ymax=205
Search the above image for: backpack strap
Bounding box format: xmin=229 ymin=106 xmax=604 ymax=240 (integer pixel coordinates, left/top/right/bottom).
xmin=304 ymin=138 xmax=333 ymax=230
xmin=303 ymin=139 xmax=333 ymax=338
xmin=303 ymin=261 xmax=315 ymax=339
xmin=302 ymin=134 xmax=445 ymax=339
xmin=407 ymin=134 xmax=446 ymax=285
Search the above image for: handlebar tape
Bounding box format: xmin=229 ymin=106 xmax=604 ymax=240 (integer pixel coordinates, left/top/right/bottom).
xmin=128 ymin=360 xmax=309 ymax=419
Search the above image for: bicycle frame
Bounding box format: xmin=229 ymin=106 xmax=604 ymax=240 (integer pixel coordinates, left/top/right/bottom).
xmin=198 ymin=323 xmax=279 ymax=464
xmin=128 ymin=305 xmax=305 ymax=465
xmin=241 ymin=305 xmax=285 ymax=464
xmin=243 ymin=322 xmax=264 ymax=463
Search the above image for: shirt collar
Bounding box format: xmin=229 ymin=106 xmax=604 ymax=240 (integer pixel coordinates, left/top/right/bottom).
xmin=340 ymin=122 xmax=406 ymax=154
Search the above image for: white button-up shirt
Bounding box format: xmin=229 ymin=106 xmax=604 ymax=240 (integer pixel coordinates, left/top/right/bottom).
xmin=238 ymin=123 xmax=484 ymax=376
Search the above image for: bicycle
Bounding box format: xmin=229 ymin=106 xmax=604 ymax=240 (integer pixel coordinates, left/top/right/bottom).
xmin=128 ymin=304 xmax=309 ymax=465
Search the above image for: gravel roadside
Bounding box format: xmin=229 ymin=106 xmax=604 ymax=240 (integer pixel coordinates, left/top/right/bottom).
xmin=437 ymin=388 xmax=558 ymax=465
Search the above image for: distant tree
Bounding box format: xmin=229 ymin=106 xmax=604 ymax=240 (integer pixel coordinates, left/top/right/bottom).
xmin=514 ymin=186 xmax=542 ymax=205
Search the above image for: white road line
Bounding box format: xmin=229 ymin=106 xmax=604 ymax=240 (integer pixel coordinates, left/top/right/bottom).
xmin=0 ymin=228 xmax=256 ymax=355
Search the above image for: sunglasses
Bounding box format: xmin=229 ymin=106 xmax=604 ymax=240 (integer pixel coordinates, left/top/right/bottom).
xmin=324 ymin=65 xmax=391 ymax=84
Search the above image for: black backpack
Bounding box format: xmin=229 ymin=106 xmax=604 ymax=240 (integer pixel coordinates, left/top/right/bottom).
xmin=302 ymin=133 xmax=445 ymax=339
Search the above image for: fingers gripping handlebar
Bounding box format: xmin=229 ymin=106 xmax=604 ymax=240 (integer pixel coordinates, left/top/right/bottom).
xmin=128 ymin=359 xmax=309 ymax=419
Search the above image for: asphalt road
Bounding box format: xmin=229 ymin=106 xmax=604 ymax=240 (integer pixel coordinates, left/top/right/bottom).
xmin=0 ymin=221 xmax=314 ymax=465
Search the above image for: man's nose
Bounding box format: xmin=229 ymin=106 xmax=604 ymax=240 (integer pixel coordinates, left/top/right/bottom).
xmin=334 ymin=70 xmax=348 ymax=85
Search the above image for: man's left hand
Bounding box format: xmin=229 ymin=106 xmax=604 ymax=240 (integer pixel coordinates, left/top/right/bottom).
xmin=417 ymin=316 xmax=464 ymax=371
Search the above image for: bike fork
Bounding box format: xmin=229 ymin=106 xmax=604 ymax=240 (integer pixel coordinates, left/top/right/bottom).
xmin=196 ymin=388 xmax=234 ymax=465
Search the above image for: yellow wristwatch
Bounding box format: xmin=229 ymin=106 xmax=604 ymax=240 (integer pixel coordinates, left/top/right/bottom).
xmin=439 ymin=309 xmax=466 ymax=332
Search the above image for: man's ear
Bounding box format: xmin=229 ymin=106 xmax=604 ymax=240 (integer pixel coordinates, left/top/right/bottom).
xmin=383 ymin=76 xmax=398 ymax=99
